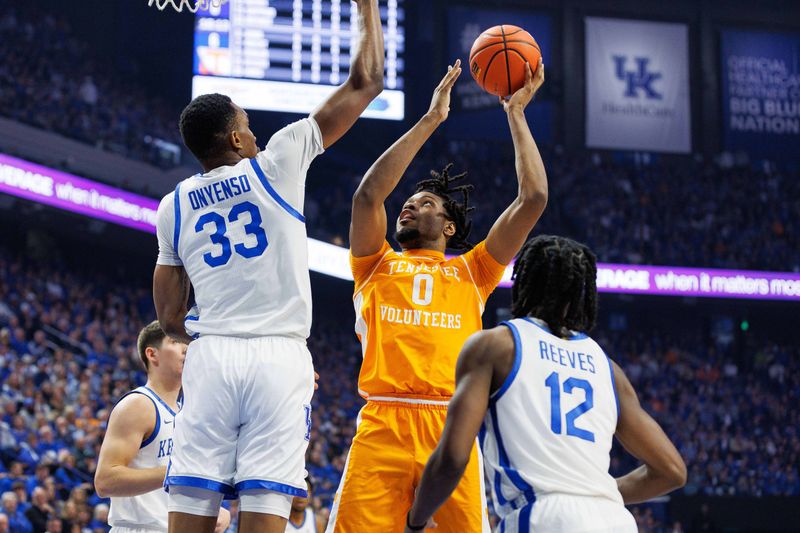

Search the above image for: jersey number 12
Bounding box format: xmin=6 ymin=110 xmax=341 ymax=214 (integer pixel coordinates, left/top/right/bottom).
xmin=544 ymin=371 xmax=595 ymax=443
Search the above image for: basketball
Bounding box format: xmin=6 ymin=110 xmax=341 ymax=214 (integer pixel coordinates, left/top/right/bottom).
xmin=469 ymin=25 xmax=541 ymax=97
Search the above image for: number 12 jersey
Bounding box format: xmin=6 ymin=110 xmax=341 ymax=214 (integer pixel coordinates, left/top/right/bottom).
xmin=482 ymin=316 xmax=624 ymax=521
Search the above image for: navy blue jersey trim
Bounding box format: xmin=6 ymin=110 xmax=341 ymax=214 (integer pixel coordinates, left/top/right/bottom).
xmin=165 ymin=475 xmax=237 ymax=497
xmin=235 ymin=479 xmax=308 ymax=498
xmin=490 ymin=321 xmax=523 ymax=404
xmin=522 ymin=316 xmax=588 ymax=341
xmin=143 ymin=386 xmax=178 ymax=417
xmin=113 ymin=390 xmax=160 ymax=449
xmin=173 ymin=184 xmax=182 ymax=252
xmin=606 ymin=353 xmax=621 ymax=419
xmin=489 ymin=404 xmax=536 ymax=503
xmin=249 ymin=158 xmax=306 ymax=223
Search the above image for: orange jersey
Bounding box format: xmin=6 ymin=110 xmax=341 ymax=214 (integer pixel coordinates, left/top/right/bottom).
xmin=350 ymin=240 xmax=507 ymax=399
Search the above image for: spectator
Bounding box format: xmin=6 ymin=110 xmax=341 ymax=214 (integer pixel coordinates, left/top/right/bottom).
xmin=24 ymin=487 xmax=52 ymax=533
xmin=44 ymin=517 xmax=61 ymax=533
xmin=1 ymin=491 xmax=32 ymax=533
xmin=88 ymin=503 xmax=108 ymax=533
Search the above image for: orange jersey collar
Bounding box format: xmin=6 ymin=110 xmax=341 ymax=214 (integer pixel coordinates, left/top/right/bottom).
xmin=399 ymin=247 xmax=446 ymax=261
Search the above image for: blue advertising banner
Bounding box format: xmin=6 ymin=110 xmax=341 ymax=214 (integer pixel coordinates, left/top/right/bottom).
xmin=720 ymin=29 xmax=800 ymax=159
xmin=446 ymin=6 xmax=553 ymax=141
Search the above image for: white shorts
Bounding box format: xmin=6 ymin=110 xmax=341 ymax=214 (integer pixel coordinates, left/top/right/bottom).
xmin=497 ymin=494 xmax=637 ymax=532
xmin=165 ymin=335 xmax=314 ymax=499
xmin=109 ymin=526 xmax=167 ymax=533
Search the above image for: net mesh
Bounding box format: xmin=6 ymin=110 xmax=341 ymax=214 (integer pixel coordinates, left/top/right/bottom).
xmin=148 ymin=0 xmax=229 ymax=13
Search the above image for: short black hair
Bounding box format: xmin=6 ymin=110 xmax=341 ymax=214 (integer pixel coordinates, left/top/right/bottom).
xmin=414 ymin=163 xmax=475 ymax=251
xmin=179 ymin=93 xmax=238 ymax=161
xmin=137 ymin=321 xmax=166 ymax=371
xmin=511 ymin=235 xmax=598 ymax=337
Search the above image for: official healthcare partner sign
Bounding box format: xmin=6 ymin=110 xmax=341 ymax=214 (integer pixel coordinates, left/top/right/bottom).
xmin=585 ymin=17 xmax=691 ymax=153
xmin=720 ymin=29 xmax=800 ymax=160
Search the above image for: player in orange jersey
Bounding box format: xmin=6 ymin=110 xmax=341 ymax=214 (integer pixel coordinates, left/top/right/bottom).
xmin=326 ymin=59 xmax=547 ymax=533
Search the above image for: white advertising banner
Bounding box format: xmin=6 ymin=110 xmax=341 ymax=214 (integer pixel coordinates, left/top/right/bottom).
xmin=585 ymin=17 xmax=691 ymax=153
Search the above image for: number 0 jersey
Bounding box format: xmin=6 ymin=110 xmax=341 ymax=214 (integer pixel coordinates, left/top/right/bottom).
xmin=156 ymin=118 xmax=324 ymax=339
xmin=482 ymin=317 xmax=623 ymax=520
xmin=350 ymin=240 xmax=506 ymax=400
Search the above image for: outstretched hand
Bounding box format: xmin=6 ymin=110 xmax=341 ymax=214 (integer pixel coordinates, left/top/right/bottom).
xmin=500 ymin=58 xmax=545 ymax=112
xmin=427 ymin=59 xmax=462 ymax=123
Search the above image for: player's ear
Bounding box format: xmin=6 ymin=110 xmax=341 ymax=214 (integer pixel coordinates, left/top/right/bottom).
xmin=230 ymin=130 xmax=243 ymax=150
xmin=443 ymin=220 xmax=456 ymax=239
xmin=145 ymin=346 xmax=158 ymax=368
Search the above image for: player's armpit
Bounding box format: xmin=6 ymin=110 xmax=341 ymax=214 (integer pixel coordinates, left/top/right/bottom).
xmin=95 ymin=394 xmax=165 ymax=498
xmin=350 ymin=240 xmax=392 ymax=290
xmin=460 ymin=241 xmax=508 ymax=302
xmin=612 ymin=360 xmax=687 ymax=504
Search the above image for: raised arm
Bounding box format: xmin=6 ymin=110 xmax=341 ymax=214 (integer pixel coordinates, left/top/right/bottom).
xmin=612 ymin=360 xmax=687 ymax=504
xmin=94 ymin=395 xmax=164 ymax=497
xmin=153 ymin=264 xmax=193 ymax=345
xmin=310 ymin=0 xmax=384 ymax=149
xmin=350 ymin=61 xmax=462 ymax=256
xmin=405 ymin=327 xmax=513 ymax=532
xmin=484 ymin=60 xmax=548 ymax=265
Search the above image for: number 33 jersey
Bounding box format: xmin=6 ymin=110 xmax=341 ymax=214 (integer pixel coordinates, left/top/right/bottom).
xmin=156 ymin=118 xmax=324 ymax=339
xmin=350 ymin=241 xmax=507 ymax=400
xmin=482 ymin=317 xmax=623 ymax=519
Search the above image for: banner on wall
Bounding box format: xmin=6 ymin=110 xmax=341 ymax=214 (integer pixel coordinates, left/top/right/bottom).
xmin=446 ymin=6 xmax=553 ymax=141
xmin=4 ymin=153 xmax=799 ymax=301
xmin=720 ymin=29 xmax=800 ymax=159
xmin=585 ymin=17 xmax=691 ymax=153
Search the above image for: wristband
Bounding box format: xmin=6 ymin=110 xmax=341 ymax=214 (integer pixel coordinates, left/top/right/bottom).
xmin=406 ymin=511 xmax=427 ymax=531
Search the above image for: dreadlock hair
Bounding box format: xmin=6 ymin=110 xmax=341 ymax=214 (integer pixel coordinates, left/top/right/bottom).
xmin=414 ymin=163 xmax=475 ymax=251
xmin=511 ymin=235 xmax=598 ymax=337
xmin=179 ymin=93 xmax=237 ymax=162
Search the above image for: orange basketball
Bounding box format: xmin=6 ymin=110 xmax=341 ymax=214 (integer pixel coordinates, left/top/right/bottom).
xmin=469 ymin=25 xmax=541 ymax=97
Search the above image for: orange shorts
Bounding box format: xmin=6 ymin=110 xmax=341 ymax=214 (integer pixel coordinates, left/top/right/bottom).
xmin=326 ymin=399 xmax=489 ymax=533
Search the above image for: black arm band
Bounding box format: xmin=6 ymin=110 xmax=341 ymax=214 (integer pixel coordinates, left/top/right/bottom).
xmin=406 ymin=511 xmax=427 ymax=531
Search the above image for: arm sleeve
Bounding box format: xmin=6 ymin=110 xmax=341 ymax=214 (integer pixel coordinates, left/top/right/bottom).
xmin=460 ymin=241 xmax=508 ymax=302
xmin=155 ymin=193 xmax=183 ymax=266
xmin=257 ymin=117 xmax=325 ymax=187
xmin=350 ymin=241 xmax=393 ymax=290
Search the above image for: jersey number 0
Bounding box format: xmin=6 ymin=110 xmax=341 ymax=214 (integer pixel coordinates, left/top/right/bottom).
xmin=411 ymin=273 xmax=434 ymax=305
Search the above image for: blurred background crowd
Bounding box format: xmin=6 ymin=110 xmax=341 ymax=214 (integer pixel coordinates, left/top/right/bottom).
xmin=0 ymin=243 xmax=797 ymax=532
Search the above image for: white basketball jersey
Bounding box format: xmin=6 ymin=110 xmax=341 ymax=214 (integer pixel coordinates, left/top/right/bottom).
xmin=286 ymin=508 xmax=317 ymax=533
xmin=108 ymin=386 xmax=179 ymax=531
xmin=156 ymin=118 xmax=324 ymax=339
xmin=481 ymin=317 xmax=623 ymax=520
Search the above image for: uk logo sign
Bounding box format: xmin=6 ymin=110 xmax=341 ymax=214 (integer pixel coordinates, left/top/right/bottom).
xmin=612 ymin=56 xmax=663 ymax=99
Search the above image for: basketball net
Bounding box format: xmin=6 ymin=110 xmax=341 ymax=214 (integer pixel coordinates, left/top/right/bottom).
xmin=148 ymin=0 xmax=228 ymax=13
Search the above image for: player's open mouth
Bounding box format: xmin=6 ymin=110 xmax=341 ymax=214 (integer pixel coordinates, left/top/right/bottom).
xmin=399 ymin=210 xmax=415 ymax=223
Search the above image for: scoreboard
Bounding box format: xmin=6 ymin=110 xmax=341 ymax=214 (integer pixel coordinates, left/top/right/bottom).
xmin=192 ymin=0 xmax=405 ymax=120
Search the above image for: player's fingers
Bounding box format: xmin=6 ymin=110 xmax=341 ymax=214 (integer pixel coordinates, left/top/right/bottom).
xmin=447 ymin=67 xmax=462 ymax=88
